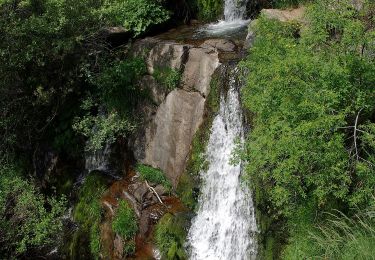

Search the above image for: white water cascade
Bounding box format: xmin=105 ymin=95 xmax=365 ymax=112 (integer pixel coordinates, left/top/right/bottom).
xmin=187 ymin=69 xmax=257 ymax=260
xmin=196 ymin=0 xmax=249 ymax=37
xmin=224 ymin=0 xmax=249 ymax=21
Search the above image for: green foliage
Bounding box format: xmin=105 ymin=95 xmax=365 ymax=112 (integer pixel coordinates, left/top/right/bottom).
xmin=272 ymin=0 xmax=311 ymax=8
xmin=153 ymin=67 xmax=182 ymax=91
xmin=241 ymin=0 xmax=375 ymax=217
xmin=0 ymin=0 xmax=169 ymax=157
xmin=283 ymin=201 xmax=375 ymax=259
xmin=90 ymin=223 xmax=102 ymax=257
xmin=111 ymin=200 xmax=137 ymax=257
xmin=73 ymin=58 xmax=147 ymax=151
xmin=123 ymin=240 xmax=136 ymax=256
xmin=154 ymin=213 xmax=187 ymax=260
xmin=95 ymin=58 xmax=147 ymax=115
xmin=73 ymin=109 xmax=134 ymax=152
xmin=0 ymin=163 xmax=66 ymax=258
xmin=102 ymin=0 xmax=170 ymax=36
xmin=72 ymin=172 xmax=107 ymax=258
xmin=136 ymin=164 xmax=172 ymax=191
xmin=197 ymin=0 xmax=223 ymax=21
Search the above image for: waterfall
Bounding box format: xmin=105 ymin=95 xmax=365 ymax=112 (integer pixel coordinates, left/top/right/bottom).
xmin=195 ymin=0 xmax=249 ymax=38
xmin=85 ymin=142 xmax=111 ymax=173
xmin=187 ymin=68 xmax=257 ymax=260
xmin=224 ymin=0 xmax=249 ymax=21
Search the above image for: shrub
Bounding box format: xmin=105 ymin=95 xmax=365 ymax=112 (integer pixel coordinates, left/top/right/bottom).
xmin=136 ymin=164 xmax=172 ymax=191
xmin=112 ymin=200 xmax=138 ymax=240
xmin=72 ymin=173 xmax=107 ymax=258
xmin=153 ymin=67 xmax=182 ymax=91
xmin=154 ymin=213 xmax=187 ymax=260
xmin=0 ymin=164 xmax=66 ymax=258
xmin=102 ymin=0 xmax=170 ymax=36
xmin=283 ymin=202 xmax=375 ymax=259
xmin=197 ymin=0 xmax=223 ymax=21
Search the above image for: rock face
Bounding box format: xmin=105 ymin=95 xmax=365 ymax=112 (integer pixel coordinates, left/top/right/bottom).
xmin=200 ymin=39 xmax=237 ymax=52
xmin=261 ymin=7 xmax=305 ymax=23
xmin=143 ymin=89 xmax=205 ymax=186
xmin=181 ymin=47 xmax=219 ymax=97
xmin=129 ymin=38 xmax=220 ymax=187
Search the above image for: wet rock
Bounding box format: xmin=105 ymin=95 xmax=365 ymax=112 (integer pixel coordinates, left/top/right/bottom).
xmin=139 ymin=212 xmax=151 ymax=236
xmin=201 ymin=39 xmax=237 ymax=52
xmin=181 ymin=47 xmax=220 ymax=97
xmin=113 ymin=234 xmax=124 ymax=259
xmin=141 ymin=89 xmax=205 ymax=187
xmin=133 ymin=183 xmax=149 ymax=203
xmin=154 ymin=185 xmax=168 ymax=196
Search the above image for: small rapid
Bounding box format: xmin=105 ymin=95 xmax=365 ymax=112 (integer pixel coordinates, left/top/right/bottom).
xmin=195 ymin=0 xmax=249 ymax=38
xmin=187 ymin=67 xmax=257 ymax=260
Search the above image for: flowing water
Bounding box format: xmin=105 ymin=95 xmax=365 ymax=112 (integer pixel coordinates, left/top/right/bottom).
xmin=195 ymin=0 xmax=249 ymax=38
xmin=224 ymin=0 xmax=249 ymax=21
xmin=85 ymin=142 xmax=111 ymax=173
xmin=187 ymin=68 xmax=257 ymax=260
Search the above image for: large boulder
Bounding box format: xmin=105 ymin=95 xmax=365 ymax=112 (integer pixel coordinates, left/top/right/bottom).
xmin=261 ymin=7 xmax=305 ymax=23
xmin=140 ymin=89 xmax=205 ymax=187
xmin=200 ymin=39 xmax=237 ymax=52
xmin=181 ymin=47 xmax=220 ymax=97
xmin=147 ymin=41 xmax=190 ymax=74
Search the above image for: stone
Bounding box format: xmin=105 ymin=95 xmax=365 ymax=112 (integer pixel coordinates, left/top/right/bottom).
xmin=154 ymin=184 xmax=168 ymax=196
xmin=181 ymin=47 xmax=220 ymax=97
xmin=146 ymin=41 xmax=190 ymax=74
xmin=261 ymin=7 xmax=305 ymax=23
xmin=113 ymin=234 xmax=124 ymax=259
xmin=141 ymin=89 xmax=205 ymax=187
xmin=139 ymin=212 xmax=150 ymax=236
xmin=133 ymin=182 xmax=149 ymax=203
xmin=201 ymin=39 xmax=237 ymax=52
xmin=139 ymin=75 xmax=166 ymax=105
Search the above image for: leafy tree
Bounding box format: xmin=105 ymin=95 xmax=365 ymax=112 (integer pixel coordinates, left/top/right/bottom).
xmin=102 ymin=0 xmax=170 ymax=36
xmin=241 ymin=1 xmax=374 ymax=257
xmin=0 ymin=163 xmax=66 ymax=258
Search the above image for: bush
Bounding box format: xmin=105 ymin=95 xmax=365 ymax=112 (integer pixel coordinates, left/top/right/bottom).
xmin=112 ymin=200 xmax=138 ymax=240
xmin=0 ymin=164 xmax=66 ymax=258
xmin=102 ymin=0 xmax=170 ymax=36
xmin=136 ymin=164 xmax=172 ymax=191
xmin=196 ymin=0 xmax=223 ymax=21
xmin=72 ymin=173 xmax=107 ymax=258
xmin=283 ymin=202 xmax=375 ymax=259
xmin=154 ymin=213 xmax=187 ymax=260
xmin=73 ymin=59 xmax=147 ymax=152
xmin=153 ymin=67 xmax=182 ymax=91
xmin=241 ymin=0 xmax=375 ymax=217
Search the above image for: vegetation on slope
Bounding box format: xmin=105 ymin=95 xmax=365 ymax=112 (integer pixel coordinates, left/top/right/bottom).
xmin=241 ymin=0 xmax=375 ymax=257
xmin=71 ymin=172 xmax=107 ymax=258
xmin=0 ymin=163 xmax=67 ymax=258
xmin=154 ymin=213 xmax=188 ymax=260
xmin=112 ymin=200 xmax=138 ymax=256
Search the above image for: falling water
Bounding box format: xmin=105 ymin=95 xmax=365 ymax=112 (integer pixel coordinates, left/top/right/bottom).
xmin=224 ymin=0 xmax=249 ymax=21
xmin=85 ymin=142 xmax=111 ymax=173
xmin=195 ymin=0 xmax=249 ymax=38
xmin=187 ymin=68 xmax=257 ymax=260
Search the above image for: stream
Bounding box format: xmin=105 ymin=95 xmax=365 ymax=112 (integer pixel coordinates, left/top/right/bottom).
xmin=186 ymin=0 xmax=258 ymax=259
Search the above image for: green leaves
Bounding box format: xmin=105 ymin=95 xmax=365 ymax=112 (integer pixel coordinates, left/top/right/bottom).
xmin=102 ymin=0 xmax=170 ymax=36
xmin=0 ymin=164 xmax=67 ymax=257
xmin=112 ymin=200 xmax=138 ymax=243
xmin=136 ymin=164 xmax=172 ymax=191
xmin=241 ymin=0 xmax=375 ymax=217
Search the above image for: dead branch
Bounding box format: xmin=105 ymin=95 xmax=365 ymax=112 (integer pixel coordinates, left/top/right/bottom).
xmin=145 ymin=180 xmax=165 ymax=205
